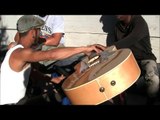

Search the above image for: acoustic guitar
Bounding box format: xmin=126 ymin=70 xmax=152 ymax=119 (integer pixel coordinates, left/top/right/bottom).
xmin=62 ymin=46 xmax=141 ymax=105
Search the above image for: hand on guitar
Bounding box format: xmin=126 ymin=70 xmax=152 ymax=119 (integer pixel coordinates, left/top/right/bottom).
xmin=84 ymin=44 xmax=106 ymax=56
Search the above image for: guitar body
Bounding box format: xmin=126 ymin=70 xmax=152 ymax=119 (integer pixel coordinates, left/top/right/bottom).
xmin=62 ymin=47 xmax=141 ymax=105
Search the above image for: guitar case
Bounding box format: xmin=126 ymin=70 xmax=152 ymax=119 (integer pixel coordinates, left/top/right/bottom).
xmin=62 ymin=46 xmax=141 ymax=105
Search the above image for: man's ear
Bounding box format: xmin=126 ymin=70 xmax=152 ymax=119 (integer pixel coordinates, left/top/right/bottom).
xmin=30 ymin=29 xmax=36 ymax=39
xmin=14 ymin=32 xmax=19 ymax=42
xmin=32 ymin=35 xmax=35 ymax=39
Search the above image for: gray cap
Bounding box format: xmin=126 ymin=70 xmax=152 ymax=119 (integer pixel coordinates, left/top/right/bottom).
xmin=17 ymin=15 xmax=45 ymax=33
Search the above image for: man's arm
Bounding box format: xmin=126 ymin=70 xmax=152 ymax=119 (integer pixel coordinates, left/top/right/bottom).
xmin=24 ymin=45 xmax=105 ymax=62
xmin=43 ymin=16 xmax=64 ymax=46
xmin=43 ymin=33 xmax=63 ymax=46
xmin=106 ymin=32 xmax=116 ymax=46
xmin=30 ymin=67 xmax=65 ymax=84
xmin=111 ymin=17 xmax=149 ymax=49
xmin=10 ymin=44 xmax=106 ymax=71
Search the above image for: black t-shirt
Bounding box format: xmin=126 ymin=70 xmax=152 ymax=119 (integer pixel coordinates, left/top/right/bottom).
xmin=107 ymin=15 xmax=157 ymax=61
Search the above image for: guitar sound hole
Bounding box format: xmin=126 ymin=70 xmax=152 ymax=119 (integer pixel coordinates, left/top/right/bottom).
xmin=111 ymin=80 xmax=116 ymax=86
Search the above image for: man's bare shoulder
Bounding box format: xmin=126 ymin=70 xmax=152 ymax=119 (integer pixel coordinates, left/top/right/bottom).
xmin=10 ymin=47 xmax=34 ymax=61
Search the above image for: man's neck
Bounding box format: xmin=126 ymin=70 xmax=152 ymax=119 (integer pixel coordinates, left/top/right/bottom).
xmin=123 ymin=15 xmax=132 ymax=27
xmin=18 ymin=37 xmax=31 ymax=48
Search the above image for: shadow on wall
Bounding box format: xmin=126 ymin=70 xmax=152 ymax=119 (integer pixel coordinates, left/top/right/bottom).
xmin=99 ymin=15 xmax=117 ymax=46
xmin=0 ymin=16 xmax=8 ymax=46
xmin=0 ymin=15 xmax=8 ymax=63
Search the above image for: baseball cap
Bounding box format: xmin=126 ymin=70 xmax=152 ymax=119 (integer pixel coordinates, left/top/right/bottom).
xmin=17 ymin=15 xmax=45 ymax=33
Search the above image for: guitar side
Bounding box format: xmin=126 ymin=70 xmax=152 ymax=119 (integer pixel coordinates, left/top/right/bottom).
xmin=62 ymin=48 xmax=141 ymax=105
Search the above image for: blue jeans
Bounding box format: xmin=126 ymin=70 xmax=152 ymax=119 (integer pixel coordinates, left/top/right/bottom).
xmin=140 ymin=60 xmax=159 ymax=98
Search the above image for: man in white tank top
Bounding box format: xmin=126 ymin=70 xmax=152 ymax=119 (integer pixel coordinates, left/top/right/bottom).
xmin=0 ymin=15 xmax=106 ymax=105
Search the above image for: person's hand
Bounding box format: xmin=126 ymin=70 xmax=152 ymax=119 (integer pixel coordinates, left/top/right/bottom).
xmin=50 ymin=74 xmax=65 ymax=84
xmin=84 ymin=44 xmax=106 ymax=56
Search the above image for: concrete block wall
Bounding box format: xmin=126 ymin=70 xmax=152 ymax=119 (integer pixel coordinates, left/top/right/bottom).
xmin=143 ymin=15 xmax=160 ymax=62
xmin=1 ymin=15 xmax=160 ymax=62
